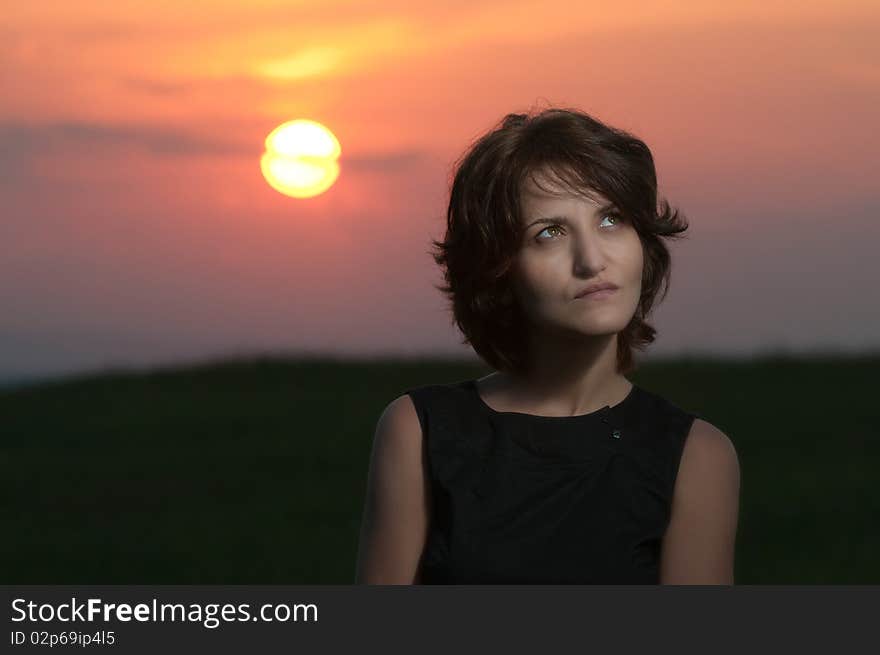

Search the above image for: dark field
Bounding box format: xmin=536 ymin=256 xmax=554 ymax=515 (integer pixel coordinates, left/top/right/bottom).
xmin=2 ymin=354 xmax=877 ymax=583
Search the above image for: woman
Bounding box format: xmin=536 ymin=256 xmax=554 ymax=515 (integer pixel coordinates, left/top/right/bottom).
xmin=355 ymin=106 xmax=740 ymax=584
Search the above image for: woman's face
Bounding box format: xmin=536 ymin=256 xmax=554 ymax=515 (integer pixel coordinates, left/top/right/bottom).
xmin=510 ymin=171 xmax=644 ymax=340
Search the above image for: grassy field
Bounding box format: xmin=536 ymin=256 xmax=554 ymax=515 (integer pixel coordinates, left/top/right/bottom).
xmin=2 ymin=354 xmax=877 ymax=583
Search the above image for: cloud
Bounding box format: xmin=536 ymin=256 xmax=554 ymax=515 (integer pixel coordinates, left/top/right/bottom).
xmin=0 ymin=120 xmax=255 ymax=159
xmin=0 ymin=120 xmax=435 ymax=182
xmin=341 ymin=148 xmax=432 ymax=172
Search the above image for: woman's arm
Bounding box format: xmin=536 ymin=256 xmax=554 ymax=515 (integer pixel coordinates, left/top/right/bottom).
xmin=659 ymin=418 xmax=741 ymax=585
xmin=354 ymin=394 xmax=431 ymax=584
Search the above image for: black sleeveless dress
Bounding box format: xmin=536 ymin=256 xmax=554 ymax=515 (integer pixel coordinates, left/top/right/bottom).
xmin=402 ymin=378 xmax=702 ymax=584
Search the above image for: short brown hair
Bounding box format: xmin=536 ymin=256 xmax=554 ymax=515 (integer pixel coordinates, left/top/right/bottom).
xmin=429 ymin=105 xmax=690 ymax=376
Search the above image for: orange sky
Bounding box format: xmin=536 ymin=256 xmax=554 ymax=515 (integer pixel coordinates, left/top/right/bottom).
xmin=2 ymin=1 xmax=879 ymax=380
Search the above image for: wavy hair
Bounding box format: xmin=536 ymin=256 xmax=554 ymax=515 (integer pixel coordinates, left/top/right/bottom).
xmin=429 ymin=105 xmax=690 ymax=376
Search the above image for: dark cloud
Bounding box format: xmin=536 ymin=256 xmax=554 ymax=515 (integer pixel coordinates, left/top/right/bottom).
xmin=0 ymin=120 xmax=256 ymax=160
xmin=341 ymin=148 xmax=432 ymax=172
xmin=0 ymin=119 xmax=435 ymax=181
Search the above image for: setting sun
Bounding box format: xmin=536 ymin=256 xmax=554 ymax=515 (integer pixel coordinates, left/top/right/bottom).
xmin=260 ymin=119 xmax=341 ymax=198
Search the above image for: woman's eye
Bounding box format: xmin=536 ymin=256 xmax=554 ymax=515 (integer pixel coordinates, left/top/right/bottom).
xmin=534 ymin=215 xmax=621 ymax=242
xmin=535 ymin=225 xmax=564 ymax=241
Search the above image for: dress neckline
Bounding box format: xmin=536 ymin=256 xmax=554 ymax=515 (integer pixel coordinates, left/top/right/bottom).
xmin=465 ymin=377 xmax=639 ymax=421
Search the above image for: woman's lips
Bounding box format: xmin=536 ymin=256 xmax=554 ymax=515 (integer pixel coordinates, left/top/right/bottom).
xmin=575 ymin=288 xmax=617 ymax=300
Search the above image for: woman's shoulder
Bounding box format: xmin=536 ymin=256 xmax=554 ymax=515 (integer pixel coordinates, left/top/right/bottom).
xmin=633 ymin=384 xmax=736 ymax=468
xmin=683 ymin=417 xmax=738 ymax=472
xmin=372 ymin=392 xmax=423 ymax=451
xmin=401 ymin=378 xmax=470 ymax=398
xmin=400 ymin=379 xmax=473 ymax=417
xmin=382 ymin=378 xmax=471 ymax=438
xmin=630 ymin=383 xmax=713 ymax=430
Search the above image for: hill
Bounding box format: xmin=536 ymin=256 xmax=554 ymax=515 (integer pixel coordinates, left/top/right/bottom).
xmin=2 ymin=353 xmax=877 ymax=583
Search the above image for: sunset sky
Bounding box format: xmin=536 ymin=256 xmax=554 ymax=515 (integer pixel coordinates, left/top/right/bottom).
xmin=2 ymin=0 xmax=879 ymax=381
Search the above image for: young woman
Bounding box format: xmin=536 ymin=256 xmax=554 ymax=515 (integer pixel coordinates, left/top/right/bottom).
xmin=355 ymin=106 xmax=740 ymax=584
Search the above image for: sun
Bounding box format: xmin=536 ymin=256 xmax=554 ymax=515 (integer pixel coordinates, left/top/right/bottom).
xmin=260 ymin=119 xmax=341 ymax=198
